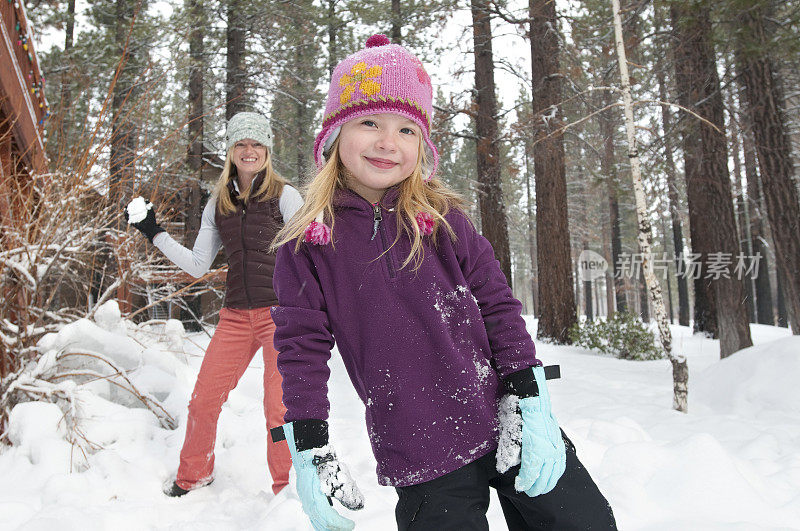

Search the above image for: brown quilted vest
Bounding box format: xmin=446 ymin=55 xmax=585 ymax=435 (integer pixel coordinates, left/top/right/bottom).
xmin=214 ymin=171 xmax=283 ymax=309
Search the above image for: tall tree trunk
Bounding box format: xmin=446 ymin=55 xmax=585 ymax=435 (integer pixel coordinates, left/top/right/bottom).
xmin=110 ymin=0 xmax=144 ymax=205
xmin=530 ymin=0 xmax=576 ymax=343
xmin=110 ymin=0 xmax=146 ymax=314
xmin=612 ymin=0 xmax=686 ymax=412
xmin=776 ymin=269 xmax=789 ymax=328
xmin=595 ymin=276 xmax=604 ymax=319
xmin=728 ymin=94 xmax=756 ymax=322
xmin=55 ymin=0 xmax=76 ymax=155
xmin=109 ymin=0 xmax=141 ymax=205
xmin=736 ymin=4 xmax=800 ymax=333
xmin=293 ymin=27 xmax=310 ymax=181
xmin=327 ymin=0 xmax=337 ymax=76
xmin=61 ymin=0 xmax=76 ymax=108
xmin=671 ymin=3 xmax=752 ymax=357
xmin=186 ymin=0 xmax=204 ymax=207
xmin=603 ymin=229 xmax=616 ymax=318
xmin=669 ymin=6 xmax=716 ymax=337
xmin=391 ymin=0 xmax=402 ymax=43
xmin=583 ymin=243 xmax=594 ymax=321
xmin=661 ymin=218 xmax=675 ymax=323
xmin=226 ymin=0 xmax=246 ymax=120
xmin=184 ymin=0 xmax=205 ymax=229
xmin=578 ymin=153 xmax=593 ymax=322
xmin=574 ymin=258 xmax=580 ymax=316
xmin=471 ymin=0 xmax=512 ymax=285
xmin=186 ymin=0 xmax=204 ymax=179
xmin=600 ymin=93 xmax=626 ymax=313
xmin=524 ymin=137 xmax=538 ymax=318
xmin=654 ymin=47 xmax=690 ymax=326
xmin=742 ymin=125 xmax=775 ymax=325
xmin=183 ymin=0 xmax=205 ymax=331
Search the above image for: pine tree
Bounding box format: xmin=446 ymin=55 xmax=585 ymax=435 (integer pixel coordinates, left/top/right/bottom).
xmin=734 ymin=0 xmax=800 ymax=334
xmin=654 ymin=4 xmax=690 ymax=327
xmin=530 ymin=0 xmax=576 ymax=343
xmin=470 ymin=0 xmax=512 ymax=285
xmin=726 ymin=87 xmax=757 ymax=323
xmin=599 ymin=91 xmax=627 ymax=314
xmin=225 ymin=0 xmax=247 ymax=119
xmin=185 ymin=0 xmax=205 ymax=243
xmin=512 ymin=91 xmax=539 ymax=317
xmin=353 ymin=0 xmax=454 ymax=54
xmin=110 ymin=0 xmax=149 ymax=204
xmin=432 ymin=90 xmax=478 ymax=215
xmin=670 ymin=1 xmax=752 ymax=357
xmin=266 ymin=0 xmax=325 ymax=184
xmin=741 ymin=120 xmax=775 ymax=325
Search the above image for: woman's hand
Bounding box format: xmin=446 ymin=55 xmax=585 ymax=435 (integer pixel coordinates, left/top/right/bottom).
xmin=125 ymin=197 xmax=165 ymax=242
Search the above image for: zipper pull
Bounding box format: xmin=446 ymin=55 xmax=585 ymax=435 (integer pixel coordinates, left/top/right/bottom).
xmin=371 ymin=202 xmax=382 ymax=241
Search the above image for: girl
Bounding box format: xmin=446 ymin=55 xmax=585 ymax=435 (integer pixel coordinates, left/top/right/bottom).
xmin=270 ymin=36 xmax=616 ymax=529
xmin=126 ymin=112 xmax=301 ymax=497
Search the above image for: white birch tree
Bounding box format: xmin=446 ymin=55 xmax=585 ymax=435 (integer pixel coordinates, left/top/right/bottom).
xmin=610 ymin=0 xmax=688 ymax=412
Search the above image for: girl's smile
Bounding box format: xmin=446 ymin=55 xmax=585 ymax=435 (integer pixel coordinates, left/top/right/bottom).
xmin=339 ymin=113 xmax=420 ymax=203
xmin=366 ymin=156 xmax=399 ymax=169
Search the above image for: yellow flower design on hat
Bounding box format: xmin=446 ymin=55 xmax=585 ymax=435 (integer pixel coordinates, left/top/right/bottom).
xmin=339 ymin=62 xmax=383 ymax=104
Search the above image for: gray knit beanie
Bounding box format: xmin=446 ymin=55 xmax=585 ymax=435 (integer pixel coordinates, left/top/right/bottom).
xmin=225 ymin=112 xmax=274 ymax=151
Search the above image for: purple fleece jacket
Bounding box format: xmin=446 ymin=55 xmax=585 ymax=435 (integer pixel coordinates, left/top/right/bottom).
xmin=271 ymin=187 xmax=539 ymax=487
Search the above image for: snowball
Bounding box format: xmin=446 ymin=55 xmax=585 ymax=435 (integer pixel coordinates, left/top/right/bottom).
xmin=126 ymin=196 xmax=151 ymax=224
xmin=312 ymin=445 xmax=365 ymax=510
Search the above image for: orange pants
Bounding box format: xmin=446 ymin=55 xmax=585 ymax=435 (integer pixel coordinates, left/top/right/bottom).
xmin=176 ymin=307 xmax=291 ymax=494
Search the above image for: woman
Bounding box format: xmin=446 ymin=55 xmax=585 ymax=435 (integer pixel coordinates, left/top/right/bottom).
xmin=127 ymin=112 xmax=302 ymax=497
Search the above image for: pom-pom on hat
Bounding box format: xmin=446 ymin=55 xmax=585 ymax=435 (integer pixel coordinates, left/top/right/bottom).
xmin=314 ymin=34 xmax=439 ymax=181
xmin=225 ymin=112 xmax=274 ymax=151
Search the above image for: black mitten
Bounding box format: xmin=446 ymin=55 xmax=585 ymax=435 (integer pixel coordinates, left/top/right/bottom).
xmin=126 ymin=205 xmax=165 ymax=243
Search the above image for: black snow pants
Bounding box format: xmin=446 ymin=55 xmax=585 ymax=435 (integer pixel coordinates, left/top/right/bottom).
xmin=394 ymin=431 xmax=617 ymax=531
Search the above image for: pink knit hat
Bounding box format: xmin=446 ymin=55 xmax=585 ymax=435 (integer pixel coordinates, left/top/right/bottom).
xmin=313 ymin=34 xmax=439 ymax=181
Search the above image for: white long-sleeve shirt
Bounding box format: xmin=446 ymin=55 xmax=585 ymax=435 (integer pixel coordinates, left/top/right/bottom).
xmin=152 ymin=184 xmax=303 ymax=278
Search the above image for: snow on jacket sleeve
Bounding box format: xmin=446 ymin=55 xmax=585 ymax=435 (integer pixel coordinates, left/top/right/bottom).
xmin=271 ymin=242 xmax=335 ymax=422
xmin=449 ymin=210 xmax=539 ymax=377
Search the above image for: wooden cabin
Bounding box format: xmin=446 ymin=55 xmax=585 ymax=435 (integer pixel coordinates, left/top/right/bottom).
xmin=0 ymin=1 xmax=48 ymax=377
xmin=0 ymin=1 xmax=48 ymax=188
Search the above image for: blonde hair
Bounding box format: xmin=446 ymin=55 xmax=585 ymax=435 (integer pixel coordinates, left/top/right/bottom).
xmin=213 ymin=146 xmax=287 ymax=215
xmin=272 ymin=137 xmax=465 ymax=271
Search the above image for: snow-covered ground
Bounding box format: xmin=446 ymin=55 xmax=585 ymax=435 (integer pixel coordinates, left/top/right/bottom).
xmin=1 ymin=306 xmax=798 ymax=530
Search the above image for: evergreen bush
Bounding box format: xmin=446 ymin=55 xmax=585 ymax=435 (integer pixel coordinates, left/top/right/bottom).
xmin=568 ymin=312 xmax=663 ymax=360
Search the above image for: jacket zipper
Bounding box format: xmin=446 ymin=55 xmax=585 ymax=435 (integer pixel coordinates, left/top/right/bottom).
xmin=371 ymin=202 xmax=382 ymax=241
xmin=371 ymin=201 xmax=397 ymax=278
xmin=241 ymin=202 xmax=253 ymax=307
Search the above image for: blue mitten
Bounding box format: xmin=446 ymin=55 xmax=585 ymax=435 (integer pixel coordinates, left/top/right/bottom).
xmin=498 ymin=365 xmax=566 ymax=497
xmin=278 ymin=421 xmax=364 ymax=531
